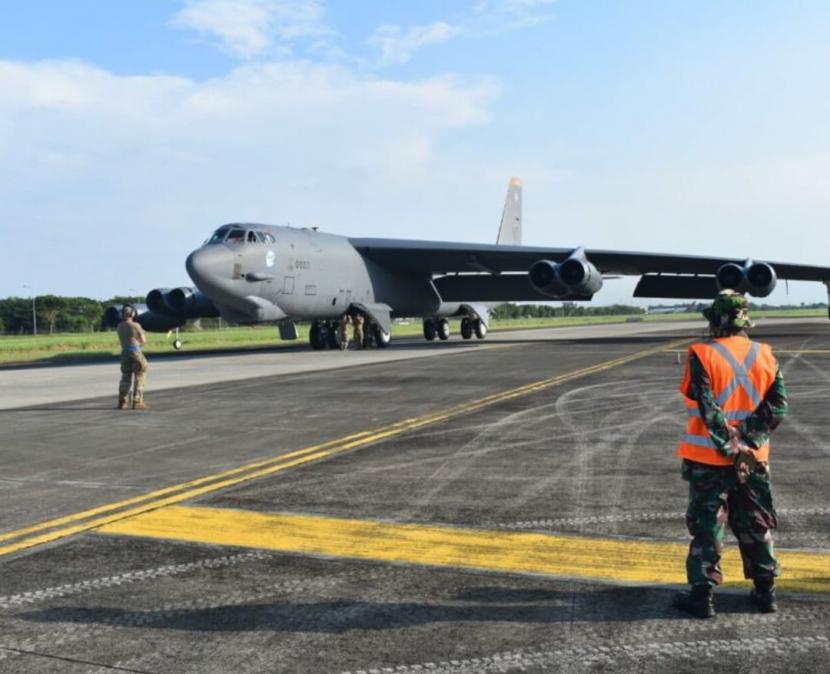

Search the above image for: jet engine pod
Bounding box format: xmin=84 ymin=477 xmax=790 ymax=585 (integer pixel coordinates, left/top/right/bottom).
xmin=167 ymin=287 xmax=220 ymax=318
xmin=716 ymin=260 xmax=777 ymax=298
xmin=528 ymin=260 xmax=567 ymax=297
xmin=528 ymin=248 xmax=603 ymax=298
xmin=745 ymin=262 xmax=777 ymax=297
xmin=146 ymin=288 xmax=175 ymax=315
xmin=136 ymin=310 xmax=187 ymax=332
xmin=102 ymin=305 xmax=123 ymax=329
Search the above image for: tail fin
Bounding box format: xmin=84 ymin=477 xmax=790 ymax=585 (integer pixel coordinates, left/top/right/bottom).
xmin=496 ymin=176 xmax=522 ymax=245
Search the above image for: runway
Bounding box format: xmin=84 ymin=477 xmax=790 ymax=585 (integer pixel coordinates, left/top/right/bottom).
xmin=1 ymin=320 xmax=829 ymax=673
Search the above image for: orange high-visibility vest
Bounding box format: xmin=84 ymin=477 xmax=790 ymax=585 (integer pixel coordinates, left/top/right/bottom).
xmin=677 ymin=336 xmax=778 ymax=466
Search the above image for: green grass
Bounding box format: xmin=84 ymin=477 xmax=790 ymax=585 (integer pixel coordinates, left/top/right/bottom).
xmin=0 ymin=308 xmax=824 ymax=365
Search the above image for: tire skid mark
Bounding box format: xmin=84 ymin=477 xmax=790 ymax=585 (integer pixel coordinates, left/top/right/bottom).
xmin=0 ymin=566 xmax=400 ymax=667
xmin=499 ymin=506 xmax=830 ymax=530
xmin=105 ymin=566 xmax=403 ymax=674
xmin=0 ymin=550 xmax=271 ymax=610
xmin=343 ymin=633 xmax=830 ymax=674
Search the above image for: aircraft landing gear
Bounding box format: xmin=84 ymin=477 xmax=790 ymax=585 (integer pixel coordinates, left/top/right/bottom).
xmin=474 ymin=318 xmax=487 ymax=339
xmin=309 ymin=320 xmax=331 ymax=350
xmin=424 ymin=318 xmax=451 ymax=341
xmin=373 ymin=323 xmax=391 ymax=348
xmin=423 ymin=319 xmax=437 ymax=341
xmin=460 ymin=317 xmax=473 ymax=339
xmin=437 ymin=318 xmax=450 ymax=341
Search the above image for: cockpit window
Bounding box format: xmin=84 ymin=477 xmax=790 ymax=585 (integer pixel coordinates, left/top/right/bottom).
xmin=248 ymin=230 xmax=265 ymax=243
xmin=262 ymin=232 xmax=276 ymax=244
xmin=208 ymin=227 xmax=230 ymax=244
xmin=225 ymin=228 xmax=245 ymax=244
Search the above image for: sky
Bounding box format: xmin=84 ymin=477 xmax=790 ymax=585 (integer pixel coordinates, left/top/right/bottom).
xmin=1 ymin=0 xmax=828 ymax=306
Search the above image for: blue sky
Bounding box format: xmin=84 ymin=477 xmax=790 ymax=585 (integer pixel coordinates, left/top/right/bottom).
xmin=1 ymin=0 xmax=828 ymax=305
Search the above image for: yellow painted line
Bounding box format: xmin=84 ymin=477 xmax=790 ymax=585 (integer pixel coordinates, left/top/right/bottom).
xmin=0 ymin=337 xmax=689 ymax=558
xmin=101 ymin=506 xmax=830 ymax=594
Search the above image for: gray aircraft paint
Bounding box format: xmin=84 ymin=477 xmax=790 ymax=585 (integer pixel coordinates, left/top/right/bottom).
xmin=185 ymin=179 xmax=525 ymax=334
xmin=123 ymin=177 xmax=830 ymax=341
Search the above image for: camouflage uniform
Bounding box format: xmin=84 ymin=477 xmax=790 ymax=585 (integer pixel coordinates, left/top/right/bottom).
xmin=117 ymin=319 xmax=148 ymax=408
xmin=337 ymin=314 xmax=351 ymax=351
xmin=353 ymin=313 xmax=365 ymax=349
xmin=682 ymin=330 xmax=787 ymax=588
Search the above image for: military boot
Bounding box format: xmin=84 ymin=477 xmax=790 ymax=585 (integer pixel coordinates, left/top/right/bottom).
xmin=673 ymin=584 xmax=715 ymax=619
xmin=117 ymin=398 xmax=129 ymax=410
xmin=132 ymin=400 xmax=151 ymax=410
xmin=750 ymin=581 xmax=777 ymax=613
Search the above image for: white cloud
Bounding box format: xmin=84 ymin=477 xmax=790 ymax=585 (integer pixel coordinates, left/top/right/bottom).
xmin=368 ymin=0 xmax=557 ymax=66
xmin=171 ymin=0 xmax=328 ymax=59
xmin=369 ymin=22 xmax=460 ymax=66
xmin=0 ymin=58 xmax=497 ymax=297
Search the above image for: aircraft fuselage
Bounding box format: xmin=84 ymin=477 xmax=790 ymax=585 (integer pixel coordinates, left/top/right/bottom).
xmin=186 ymin=224 xmax=453 ymax=326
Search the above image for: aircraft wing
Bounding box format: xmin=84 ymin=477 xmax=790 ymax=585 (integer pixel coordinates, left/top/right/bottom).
xmin=350 ymin=238 xmax=830 ymax=281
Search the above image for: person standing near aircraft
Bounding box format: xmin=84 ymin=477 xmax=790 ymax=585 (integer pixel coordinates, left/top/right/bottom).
xmin=674 ymin=290 xmax=787 ymax=619
xmin=353 ymin=311 xmax=365 ymax=349
xmin=338 ymin=313 xmax=351 ymax=351
xmin=116 ymin=305 xmax=150 ymax=410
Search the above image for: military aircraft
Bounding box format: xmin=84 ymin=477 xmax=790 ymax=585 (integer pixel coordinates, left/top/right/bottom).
xmin=104 ymin=178 xmax=830 ymax=349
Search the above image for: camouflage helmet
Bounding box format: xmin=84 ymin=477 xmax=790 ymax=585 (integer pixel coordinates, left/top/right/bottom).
xmin=702 ymin=289 xmax=753 ymax=332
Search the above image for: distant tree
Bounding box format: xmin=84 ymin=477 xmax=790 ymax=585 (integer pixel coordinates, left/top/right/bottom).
xmin=37 ymin=295 xmax=67 ymax=334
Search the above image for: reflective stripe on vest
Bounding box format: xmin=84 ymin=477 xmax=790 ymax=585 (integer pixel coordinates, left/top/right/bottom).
xmin=677 ymin=337 xmax=775 ymax=467
xmin=709 ymin=341 xmax=762 ymax=408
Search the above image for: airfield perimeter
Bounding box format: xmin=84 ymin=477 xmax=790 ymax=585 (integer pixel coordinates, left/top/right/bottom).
xmin=1 ymin=320 xmax=828 ymax=673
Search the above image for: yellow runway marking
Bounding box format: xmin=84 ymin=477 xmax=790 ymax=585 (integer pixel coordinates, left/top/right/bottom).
xmin=101 ymin=506 xmax=830 ymax=594
xmin=0 ymin=338 xmax=688 ymax=558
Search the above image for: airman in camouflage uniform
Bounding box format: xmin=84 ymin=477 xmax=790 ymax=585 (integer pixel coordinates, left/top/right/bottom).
xmin=116 ymin=305 xmax=149 ymax=410
xmin=674 ymin=291 xmax=787 ymax=618
xmin=353 ymin=312 xmax=365 ymax=349
xmin=337 ymin=313 xmax=351 ymax=351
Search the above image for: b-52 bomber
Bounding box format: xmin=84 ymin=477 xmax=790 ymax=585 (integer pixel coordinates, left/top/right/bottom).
xmin=105 ymin=178 xmax=830 ymax=349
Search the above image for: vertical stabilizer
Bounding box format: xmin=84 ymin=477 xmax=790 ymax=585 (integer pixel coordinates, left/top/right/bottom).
xmin=496 ymin=177 xmax=522 ymax=245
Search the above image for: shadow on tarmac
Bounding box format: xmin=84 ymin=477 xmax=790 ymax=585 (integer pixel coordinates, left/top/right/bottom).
xmin=20 ymin=586 xmax=769 ymax=633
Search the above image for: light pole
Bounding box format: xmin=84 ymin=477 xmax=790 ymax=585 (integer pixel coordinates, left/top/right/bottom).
xmin=22 ymin=284 xmax=37 ymax=336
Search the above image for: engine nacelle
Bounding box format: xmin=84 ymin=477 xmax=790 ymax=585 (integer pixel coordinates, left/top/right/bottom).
xmin=146 ymin=288 xmax=175 ymax=315
xmin=529 ymin=248 xmax=603 ymax=298
xmin=147 ymin=286 xmax=219 ymax=318
xmin=716 ymin=260 xmax=777 ymax=298
xmin=167 ymin=287 xmax=220 ymax=318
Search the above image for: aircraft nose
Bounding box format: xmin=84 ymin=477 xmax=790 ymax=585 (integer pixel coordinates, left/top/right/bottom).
xmin=186 ymin=246 xmax=234 ymax=286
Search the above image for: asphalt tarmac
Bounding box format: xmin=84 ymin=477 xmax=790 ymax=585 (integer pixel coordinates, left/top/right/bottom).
xmin=1 ymin=321 xmax=829 ymax=673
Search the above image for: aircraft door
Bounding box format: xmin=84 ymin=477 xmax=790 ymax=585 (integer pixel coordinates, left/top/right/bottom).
xmin=283 ymin=276 xmax=295 ymax=295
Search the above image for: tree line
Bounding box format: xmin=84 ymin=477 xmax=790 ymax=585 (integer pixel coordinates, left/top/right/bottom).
xmin=0 ymin=296 xmax=825 ymax=335
xmin=0 ymin=296 xmax=142 ymax=335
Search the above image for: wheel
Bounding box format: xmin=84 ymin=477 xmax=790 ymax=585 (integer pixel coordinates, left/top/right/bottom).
xmin=374 ymin=324 xmax=391 ymax=348
xmin=423 ymin=319 xmax=437 ymax=341
xmin=460 ymin=317 xmax=473 ymax=340
xmin=173 ymin=339 xmax=183 ymax=350
xmin=474 ymin=319 xmax=487 ymax=339
xmin=309 ymin=321 xmax=327 ymax=350
xmin=438 ymin=318 xmax=450 ymax=341
xmin=326 ymin=321 xmax=340 ymax=349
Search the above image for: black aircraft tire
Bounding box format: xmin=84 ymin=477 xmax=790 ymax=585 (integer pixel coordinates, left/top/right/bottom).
xmin=438 ymin=318 xmax=450 ymax=341
xmin=460 ymin=318 xmax=473 ymax=340
xmin=423 ymin=320 xmax=437 ymax=341
xmin=326 ymin=322 xmax=340 ymax=349
xmin=474 ymin=319 xmax=487 ymax=339
xmin=309 ymin=322 xmax=327 ymax=350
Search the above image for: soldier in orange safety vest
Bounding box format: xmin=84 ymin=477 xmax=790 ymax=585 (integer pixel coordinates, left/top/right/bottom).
xmin=673 ymin=290 xmax=787 ymax=619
